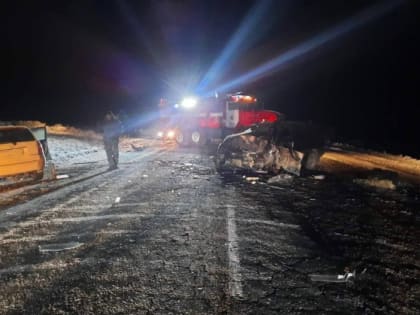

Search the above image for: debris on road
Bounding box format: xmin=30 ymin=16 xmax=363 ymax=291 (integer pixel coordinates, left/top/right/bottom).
xmin=245 ymin=176 xmax=259 ymax=182
xmin=312 ymin=174 xmax=326 ymax=180
xmin=39 ymin=242 xmax=84 ymax=253
xmin=310 ymin=270 xmax=356 ymax=283
xmin=265 ymin=184 xmax=284 ymax=190
xmin=130 ymin=143 xmax=145 ymax=152
xmin=267 ymin=173 xmax=294 ymax=184
xmin=354 ymin=177 xmax=396 ymax=190
xmin=56 ymin=174 xmax=70 ymax=180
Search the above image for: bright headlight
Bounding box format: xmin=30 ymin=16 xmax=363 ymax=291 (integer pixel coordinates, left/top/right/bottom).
xmin=157 ymin=131 xmax=164 ymax=138
xmin=181 ymin=97 xmax=197 ymax=109
xmin=167 ymin=130 xmax=175 ymax=138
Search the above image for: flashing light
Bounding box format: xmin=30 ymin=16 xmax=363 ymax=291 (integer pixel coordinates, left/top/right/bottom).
xmin=181 ymin=97 xmax=197 ymax=109
xmin=229 ymin=95 xmax=257 ymax=103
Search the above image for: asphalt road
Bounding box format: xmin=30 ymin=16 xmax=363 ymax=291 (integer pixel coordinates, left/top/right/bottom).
xmin=0 ymin=146 xmax=419 ymax=314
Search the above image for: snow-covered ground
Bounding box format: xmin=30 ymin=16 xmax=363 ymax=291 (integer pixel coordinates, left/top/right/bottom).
xmin=43 ymin=122 xmax=163 ymax=169
xmin=48 ymin=135 xmax=165 ymax=169
xmin=48 ymin=136 xmax=106 ymax=169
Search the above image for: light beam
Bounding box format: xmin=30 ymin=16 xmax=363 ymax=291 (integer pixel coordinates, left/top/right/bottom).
xmin=212 ymin=0 xmax=404 ymax=94
xmin=196 ymin=0 xmax=274 ymax=93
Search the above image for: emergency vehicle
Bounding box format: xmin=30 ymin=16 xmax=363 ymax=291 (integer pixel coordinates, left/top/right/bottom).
xmin=158 ymin=92 xmax=283 ymax=146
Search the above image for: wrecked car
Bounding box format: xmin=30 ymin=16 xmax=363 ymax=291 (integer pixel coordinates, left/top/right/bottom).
xmin=215 ymin=120 xmax=329 ymax=176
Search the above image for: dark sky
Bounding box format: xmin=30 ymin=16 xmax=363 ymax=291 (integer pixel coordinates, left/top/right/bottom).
xmin=2 ymin=0 xmax=420 ymax=154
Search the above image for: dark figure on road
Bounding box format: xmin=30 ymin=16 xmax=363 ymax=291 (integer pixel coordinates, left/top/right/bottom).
xmin=103 ymin=111 xmax=122 ymax=170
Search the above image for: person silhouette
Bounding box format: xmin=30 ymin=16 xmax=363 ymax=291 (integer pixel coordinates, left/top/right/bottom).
xmin=103 ymin=111 xmax=122 ymax=170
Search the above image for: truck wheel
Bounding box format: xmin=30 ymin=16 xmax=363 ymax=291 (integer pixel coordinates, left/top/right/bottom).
xmin=176 ymin=129 xmax=191 ymax=147
xmin=191 ymin=130 xmax=207 ymax=146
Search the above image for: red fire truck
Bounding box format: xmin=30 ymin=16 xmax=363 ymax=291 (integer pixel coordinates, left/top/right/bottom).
xmin=161 ymin=92 xmax=282 ymax=146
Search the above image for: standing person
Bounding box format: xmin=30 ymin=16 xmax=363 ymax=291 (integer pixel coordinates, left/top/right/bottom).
xmin=103 ymin=111 xmax=122 ymax=170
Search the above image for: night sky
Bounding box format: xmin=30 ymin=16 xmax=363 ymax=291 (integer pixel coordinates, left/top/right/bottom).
xmin=2 ymin=1 xmax=420 ymax=155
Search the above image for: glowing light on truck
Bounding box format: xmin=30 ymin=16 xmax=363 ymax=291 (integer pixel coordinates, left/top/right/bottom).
xmin=181 ymin=97 xmax=198 ymax=109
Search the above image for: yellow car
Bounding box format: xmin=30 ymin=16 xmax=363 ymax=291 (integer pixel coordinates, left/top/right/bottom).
xmin=0 ymin=126 xmax=45 ymax=179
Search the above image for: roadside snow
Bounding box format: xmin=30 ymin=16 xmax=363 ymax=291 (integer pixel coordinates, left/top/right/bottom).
xmin=48 ymin=136 xmax=106 ymax=169
xmin=48 ymin=135 xmax=161 ymax=169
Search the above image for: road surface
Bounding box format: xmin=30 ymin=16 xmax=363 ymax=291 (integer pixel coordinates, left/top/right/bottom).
xmin=0 ymin=146 xmax=419 ymax=314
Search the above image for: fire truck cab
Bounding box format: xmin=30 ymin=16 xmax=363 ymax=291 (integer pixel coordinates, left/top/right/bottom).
xmin=163 ymin=92 xmax=282 ymax=147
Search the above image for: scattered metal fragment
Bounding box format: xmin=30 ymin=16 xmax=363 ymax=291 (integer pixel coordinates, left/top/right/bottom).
xmin=266 ymin=185 xmax=284 ymax=190
xmin=130 ymin=144 xmax=145 ymax=151
xmin=354 ymin=178 xmax=396 ymax=190
xmin=245 ymin=177 xmax=259 ymax=181
xmin=267 ymin=174 xmax=293 ymax=184
xmin=39 ymin=241 xmax=84 ymax=253
xmin=56 ymin=174 xmax=70 ymax=180
xmin=310 ymin=270 xmax=356 ymax=283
